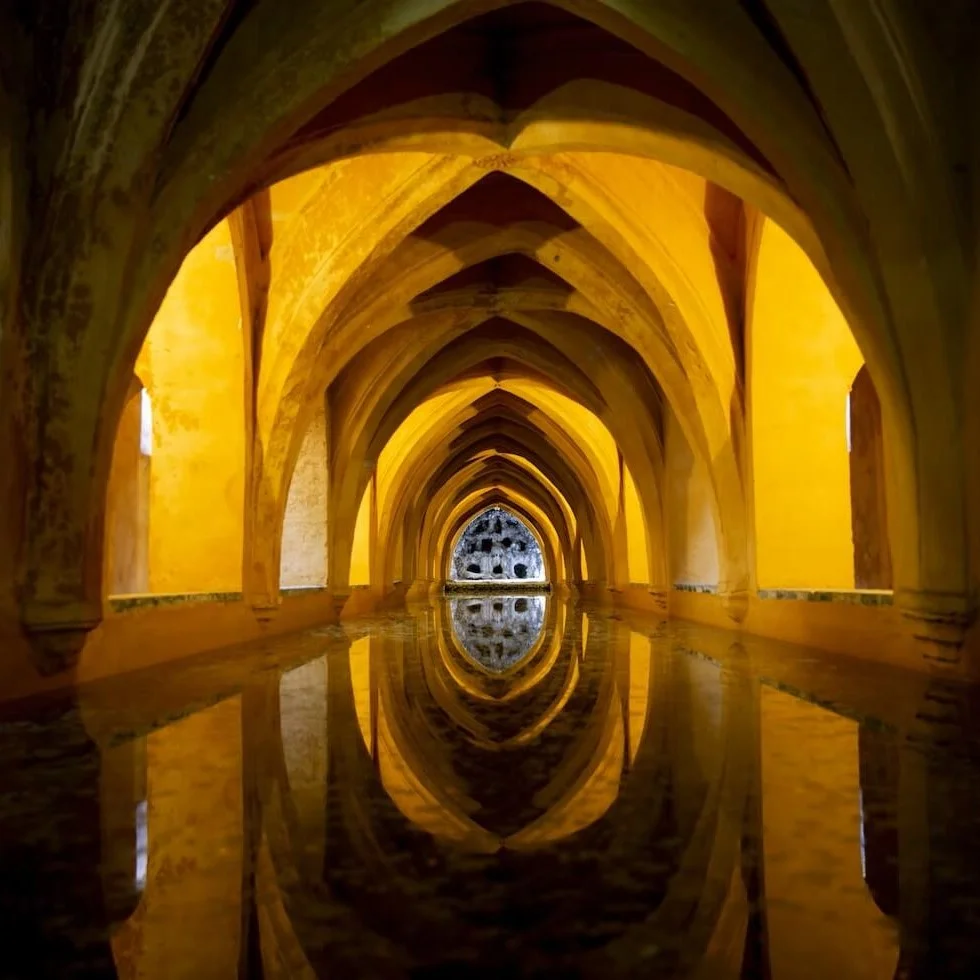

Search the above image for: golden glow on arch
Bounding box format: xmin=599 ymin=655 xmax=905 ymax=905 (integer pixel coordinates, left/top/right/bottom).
xmin=78 ymin=0 xmax=944 ymax=689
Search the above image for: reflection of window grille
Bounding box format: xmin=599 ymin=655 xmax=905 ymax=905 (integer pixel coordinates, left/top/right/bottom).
xmin=450 ymin=594 xmax=546 ymax=671
xmin=139 ymin=388 xmax=153 ymax=457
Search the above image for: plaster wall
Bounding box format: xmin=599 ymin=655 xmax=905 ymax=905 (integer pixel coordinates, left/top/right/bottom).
xmin=350 ymin=479 xmax=374 ymax=587
xmin=664 ymin=410 xmax=719 ymax=586
xmin=105 ymin=384 xmax=150 ymax=595
xmin=139 ymin=219 xmax=245 ymax=594
xmin=280 ymin=403 xmax=328 ymax=588
xmin=624 ymin=464 xmax=650 ymax=584
xmin=749 ymin=219 xmax=863 ymax=590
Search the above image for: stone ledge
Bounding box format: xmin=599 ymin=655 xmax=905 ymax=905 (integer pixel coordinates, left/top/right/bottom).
xmin=280 ymin=585 xmax=328 ymax=597
xmin=757 ymin=588 xmax=893 ymax=606
xmin=108 ymin=592 xmax=244 ymax=614
xmin=673 ymin=583 xmax=718 ymax=594
xmin=442 ymin=581 xmax=552 ymax=595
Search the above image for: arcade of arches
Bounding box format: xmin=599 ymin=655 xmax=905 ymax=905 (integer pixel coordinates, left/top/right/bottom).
xmin=1 ymin=0 xmax=980 ymax=698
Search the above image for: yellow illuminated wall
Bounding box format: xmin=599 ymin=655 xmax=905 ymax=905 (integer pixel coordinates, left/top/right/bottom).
xmin=138 ymin=219 xmax=245 ymax=593
xmin=280 ymin=403 xmax=328 ymax=587
xmin=104 ymin=381 xmax=150 ymax=595
xmin=664 ymin=410 xmax=719 ymax=585
xmin=749 ymin=219 xmax=863 ymax=589
xmin=623 ymin=464 xmax=650 ymax=584
xmin=349 ymin=477 xmax=374 ymax=587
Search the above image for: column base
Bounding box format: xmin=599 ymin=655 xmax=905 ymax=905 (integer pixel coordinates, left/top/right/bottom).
xmin=897 ymin=588 xmax=977 ymax=666
xmin=22 ymin=600 xmax=101 ymax=675
xmin=329 ymin=591 xmax=351 ymax=619
xmin=250 ymin=594 xmax=280 ymax=622
xmin=720 ymin=588 xmax=751 ymax=625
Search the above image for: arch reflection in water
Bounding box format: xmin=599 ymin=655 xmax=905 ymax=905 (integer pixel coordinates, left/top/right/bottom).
xmin=39 ymin=599 xmax=978 ymax=978
xmin=450 ymin=594 xmax=546 ymax=672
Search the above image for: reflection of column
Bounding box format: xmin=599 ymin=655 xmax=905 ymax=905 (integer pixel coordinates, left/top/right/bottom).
xmin=759 ymin=686 xmax=898 ymax=980
xmin=124 ymin=698 xmax=245 ymax=978
xmin=857 ymin=725 xmax=899 ymax=919
xmin=278 ymin=658 xmax=328 ymax=869
xmin=100 ymin=736 xmax=147 ymax=928
xmin=584 ymin=630 xmax=753 ymax=976
xmin=726 ymin=644 xmax=771 ymax=980
xmin=0 ymin=701 xmax=115 ymax=976
xmin=105 ymin=378 xmax=150 ymax=594
xmin=892 ymin=680 xmax=980 ymax=978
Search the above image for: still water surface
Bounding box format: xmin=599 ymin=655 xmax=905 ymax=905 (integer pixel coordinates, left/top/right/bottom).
xmin=3 ymin=596 xmax=980 ymax=978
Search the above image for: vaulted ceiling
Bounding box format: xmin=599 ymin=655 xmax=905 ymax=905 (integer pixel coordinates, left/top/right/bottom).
xmin=3 ymin=0 xmax=977 ymax=660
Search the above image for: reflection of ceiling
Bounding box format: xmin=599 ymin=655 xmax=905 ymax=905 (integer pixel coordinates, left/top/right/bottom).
xmin=450 ymin=594 xmax=545 ymax=671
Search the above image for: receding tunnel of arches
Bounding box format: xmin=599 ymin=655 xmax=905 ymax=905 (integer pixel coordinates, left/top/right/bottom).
xmin=93 ymin=114 xmax=909 ymax=623
xmin=5 ymin=0 xmax=980 ymax=975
